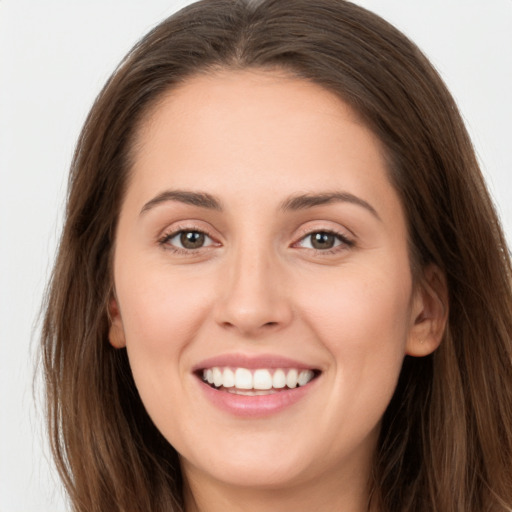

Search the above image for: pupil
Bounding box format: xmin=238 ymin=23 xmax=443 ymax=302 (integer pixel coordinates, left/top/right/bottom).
xmin=312 ymin=232 xmax=335 ymax=249
xmin=180 ymin=231 xmax=205 ymax=249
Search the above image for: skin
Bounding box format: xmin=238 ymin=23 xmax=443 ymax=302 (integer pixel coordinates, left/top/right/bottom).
xmin=109 ymin=69 xmax=447 ymax=512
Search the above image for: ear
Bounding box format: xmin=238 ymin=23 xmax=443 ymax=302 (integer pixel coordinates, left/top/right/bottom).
xmin=406 ymin=264 xmax=449 ymax=357
xmin=108 ymin=296 xmax=126 ymax=349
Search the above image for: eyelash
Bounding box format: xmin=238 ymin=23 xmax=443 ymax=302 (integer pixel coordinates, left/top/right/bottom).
xmin=293 ymin=229 xmax=355 ymax=254
xmin=158 ymin=227 xmax=355 ymax=255
xmin=158 ymin=225 xmax=218 ymax=255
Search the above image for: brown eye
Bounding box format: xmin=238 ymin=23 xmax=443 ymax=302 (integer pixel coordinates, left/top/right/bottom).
xmin=162 ymin=229 xmax=216 ymax=251
xmin=296 ymin=230 xmax=353 ymax=252
xmin=180 ymin=231 xmax=205 ymax=249
xmin=310 ymin=232 xmax=336 ymax=249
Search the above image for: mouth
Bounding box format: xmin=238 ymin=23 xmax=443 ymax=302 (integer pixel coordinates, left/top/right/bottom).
xmin=196 ymin=367 xmax=321 ymax=396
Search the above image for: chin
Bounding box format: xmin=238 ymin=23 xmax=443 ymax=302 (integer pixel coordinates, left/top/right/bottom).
xmin=190 ymin=457 xmax=310 ymax=490
xmin=178 ymin=433 xmax=316 ymax=490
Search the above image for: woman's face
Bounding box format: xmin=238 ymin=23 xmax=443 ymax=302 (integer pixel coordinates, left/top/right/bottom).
xmin=110 ymin=70 xmax=436 ymax=495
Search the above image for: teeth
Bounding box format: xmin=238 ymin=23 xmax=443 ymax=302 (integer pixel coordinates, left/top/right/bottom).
xmin=286 ymin=369 xmax=298 ymax=389
xmin=253 ymin=369 xmax=273 ymax=390
xmin=213 ymin=367 xmax=223 ymax=387
xmin=223 ymin=368 xmax=235 ymax=388
xmin=298 ymin=369 xmax=314 ymax=386
xmin=201 ymin=367 xmax=316 ymax=391
xmin=234 ymin=368 xmax=253 ymax=389
xmin=273 ymin=369 xmax=286 ymax=388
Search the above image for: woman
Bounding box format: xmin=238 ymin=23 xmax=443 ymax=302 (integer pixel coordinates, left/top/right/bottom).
xmin=41 ymin=0 xmax=512 ymax=510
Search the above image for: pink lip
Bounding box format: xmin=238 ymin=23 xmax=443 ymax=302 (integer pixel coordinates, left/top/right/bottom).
xmin=192 ymin=353 xmax=318 ymax=371
xmin=196 ymin=377 xmax=320 ymax=418
xmin=192 ymin=353 xmax=321 ymax=418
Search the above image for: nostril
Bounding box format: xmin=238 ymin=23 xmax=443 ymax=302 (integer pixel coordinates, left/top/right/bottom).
xmin=219 ymin=320 xmax=280 ymax=331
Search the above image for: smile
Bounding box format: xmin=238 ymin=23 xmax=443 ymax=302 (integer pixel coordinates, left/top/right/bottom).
xmin=194 ymin=355 xmax=322 ymax=416
xmin=201 ymin=367 xmax=317 ymax=395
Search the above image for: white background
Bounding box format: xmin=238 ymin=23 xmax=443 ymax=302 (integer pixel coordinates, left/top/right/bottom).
xmin=0 ymin=1 xmax=510 ymax=510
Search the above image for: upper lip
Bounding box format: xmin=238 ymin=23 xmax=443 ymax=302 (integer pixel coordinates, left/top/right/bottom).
xmin=192 ymin=353 xmax=320 ymax=372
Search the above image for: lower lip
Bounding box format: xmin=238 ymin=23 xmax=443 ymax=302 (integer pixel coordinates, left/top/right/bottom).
xmin=196 ymin=376 xmax=320 ymax=418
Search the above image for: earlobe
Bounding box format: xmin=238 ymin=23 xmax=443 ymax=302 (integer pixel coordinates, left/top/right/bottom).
xmin=108 ymin=296 xmax=126 ymax=349
xmin=406 ymin=264 xmax=449 ymax=357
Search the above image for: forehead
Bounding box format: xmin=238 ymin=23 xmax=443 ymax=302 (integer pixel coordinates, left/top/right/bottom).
xmin=126 ymin=69 xmax=401 ymax=223
xmin=149 ymin=68 xmax=359 ymax=123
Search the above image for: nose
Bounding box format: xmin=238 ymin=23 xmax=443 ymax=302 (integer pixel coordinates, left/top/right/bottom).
xmin=214 ymin=247 xmax=293 ymax=337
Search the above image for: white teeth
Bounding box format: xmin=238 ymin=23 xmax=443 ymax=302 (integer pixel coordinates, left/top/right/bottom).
xmin=213 ymin=367 xmax=223 ymax=387
xmin=286 ymin=369 xmax=298 ymax=388
xmin=234 ymin=368 xmax=253 ymax=389
xmin=272 ymin=369 xmax=286 ymax=388
xmin=201 ymin=367 xmax=316 ymax=390
xmin=253 ymin=369 xmax=273 ymax=390
xmin=298 ymin=369 xmax=314 ymax=386
xmin=223 ymin=368 xmax=235 ymax=388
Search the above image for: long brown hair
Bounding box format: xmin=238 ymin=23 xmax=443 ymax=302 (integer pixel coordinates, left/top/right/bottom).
xmin=41 ymin=1 xmax=512 ymax=510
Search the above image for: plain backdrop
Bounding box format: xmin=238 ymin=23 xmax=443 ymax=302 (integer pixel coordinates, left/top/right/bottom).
xmin=0 ymin=1 xmax=511 ymax=510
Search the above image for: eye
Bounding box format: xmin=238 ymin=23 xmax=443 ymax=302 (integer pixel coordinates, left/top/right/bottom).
xmin=296 ymin=231 xmax=353 ymax=251
xmin=160 ymin=229 xmax=216 ymax=250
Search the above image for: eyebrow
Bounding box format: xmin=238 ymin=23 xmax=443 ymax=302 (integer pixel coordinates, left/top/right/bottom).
xmin=280 ymin=192 xmax=381 ymax=220
xmin=140 ymin=190 xmax=223 ymax=215
xmin=140 ymin=189 xmax=380 ymax=221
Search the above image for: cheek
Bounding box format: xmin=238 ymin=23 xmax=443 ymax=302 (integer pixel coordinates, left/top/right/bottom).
xmin=298 ymin=260 xmax=412 ymax=403
xmin=303 ymin=261 xmax=411 ymax=338
xmin=114 ymin=265 xmax=216 ymax=441
xmin=117 ymin=265 xmax=209 ymax=350
xmin=114 ymin=263 xmax=214 ymax=410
